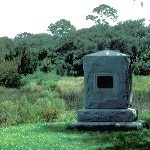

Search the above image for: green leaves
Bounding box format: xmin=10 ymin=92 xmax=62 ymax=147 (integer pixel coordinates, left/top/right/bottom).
xmin=47 ymin=19 xmax=76 ymax=37
xmin=18 ymin=48 xmax=38 ymax=75
xmin=86 ymin=4 xmax=118 ymax=25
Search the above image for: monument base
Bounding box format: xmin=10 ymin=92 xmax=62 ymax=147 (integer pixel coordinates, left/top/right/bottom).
xmin=71 ymin=120 xmax=146 ymax=131
xmin=77 ymin=108 xmax=137 ymax=122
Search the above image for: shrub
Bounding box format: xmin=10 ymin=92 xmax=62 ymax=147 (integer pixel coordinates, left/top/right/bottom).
xmin=34 ymin=97 xmax=65 ymax=122
xmin=132 ymin=75 xmax=150 ymax=114
xmin=133 ymin=61 xmax=150 ymax=75
xmin=21 ymin=71 xmax=61 ymax=91
xmin=132 ymin=90 xmax=150 ymax=114
xmin=0 ymin=97 xmax=39 ymax=126
xmin=39 ymin=59 xmax=52 ymax=73
xmin=0 ymin=94 xmax=66 ymax=126
xmin=18 ymin=49 xmax=38 ymax=75
xmin=0 ymin=71 xmax=22 ymax=88
xmin=16 ymin=96 xmax=39 ymax=124
xmin=39 ymin=72 xmax=61 ymax=91
xmin=0 ymin=101 xmax=18 ymax=126
xmin=0 ymin=59 xmax=22 ymax=88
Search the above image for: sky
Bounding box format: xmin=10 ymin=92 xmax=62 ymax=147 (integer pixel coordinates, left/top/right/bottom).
xmin=0 ymin=0 xmax=150 ymax=38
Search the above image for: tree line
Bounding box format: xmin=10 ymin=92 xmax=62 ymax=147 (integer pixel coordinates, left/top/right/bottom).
xmin=0 ymin=4 xmax=150 ymax=88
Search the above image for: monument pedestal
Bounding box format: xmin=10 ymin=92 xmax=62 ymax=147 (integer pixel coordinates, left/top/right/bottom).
xmin=71 ymin=108 xmax=146 ymax=130
xmin=71 ymin=120 xmax=146 ymax=130
xmin=71 ymin=50 xmax=146 ymax=130
xmin=77 ymin=108 xmax=137 ymax=122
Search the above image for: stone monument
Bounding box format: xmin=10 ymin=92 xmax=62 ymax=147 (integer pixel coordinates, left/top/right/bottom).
xmin=72 ymin=50 xmax=145 ymax=130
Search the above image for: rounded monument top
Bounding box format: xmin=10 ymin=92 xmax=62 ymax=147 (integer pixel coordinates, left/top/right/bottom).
xmin=85 ymin=50 xmax=128 ymax=57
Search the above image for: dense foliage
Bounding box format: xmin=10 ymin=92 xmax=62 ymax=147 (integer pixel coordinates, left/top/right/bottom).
xmin=0 ymin=18 xmax=150 ymax=87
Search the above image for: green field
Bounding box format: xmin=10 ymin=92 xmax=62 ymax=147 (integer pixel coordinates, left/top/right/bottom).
xmin=0 ymin=73 xmax=150 ymax=149
xmin=0 ymin=121 xmax=150 ymax=150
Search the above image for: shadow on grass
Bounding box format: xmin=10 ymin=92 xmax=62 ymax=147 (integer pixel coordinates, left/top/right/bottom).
xmin=34 ymin=119 xmax=150 ymax=134
xmin=67 ymin=119 xmax=150 ymax=132
xmin=144 ymin=119 xmax=150 ymax=128
xmin=33 ymin=122 xmax=78 ymax=134
xmin=81 ymin=125 xmax=150 ymax=150
xmin=31 ymin=121 xmax=150 ymax=150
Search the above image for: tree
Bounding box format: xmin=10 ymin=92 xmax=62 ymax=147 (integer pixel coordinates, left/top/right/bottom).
xmin=18 ymin=48 xmax=38 ymax=75
xmin=86 ymin=4 xmax=118 ymax=25
xmin=47 ymin=19 xmax=76 ymax=37
xmin=0 ymin=37 xmax=15 ymax=61
xmin=15 ymin=32 xmax=33 ymax=39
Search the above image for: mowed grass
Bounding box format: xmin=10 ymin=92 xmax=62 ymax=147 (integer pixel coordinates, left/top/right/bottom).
xmin=0 ymin=123 xmax=103 ymax=150
xmin=0 ymin=121 xmax=150 ymax=150
xmin=0 ymin=123 xmax=90 ymax=150
xmin=0 ymin=74 xmax=150 ymax=149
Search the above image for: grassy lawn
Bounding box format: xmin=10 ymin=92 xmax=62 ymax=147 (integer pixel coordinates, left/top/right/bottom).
xmin=0 ymin=73 xmax=150 ymax=149
xmin=0 ymin=122 xmax=99 ymax=150
xmin=0 ymin=120 xmax=150 ymax=150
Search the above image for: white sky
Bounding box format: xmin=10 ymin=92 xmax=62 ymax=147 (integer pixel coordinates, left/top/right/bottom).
xmin=0 ymin=0 xmax=149 ymax=38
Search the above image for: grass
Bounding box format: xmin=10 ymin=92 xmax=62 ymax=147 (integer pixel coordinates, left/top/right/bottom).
xmin=132 ymin=75 xmax=150 ymax=114
xmin=0 ymin=73 xmax=150 ymax=149
xmin=132 ymin=75 xmax=150 ymax=92
xmin=0 ymin=72 xmax=68 ymax=126
xmin=0 ymin=123 xmax=93 ymax=150
xmin=0 ymin=120 xmax=150 ymax=150
xmin=0 ymin=73 xmax=150 ymax=125
xmin=56 ymin=76 xmax=84 ymax=110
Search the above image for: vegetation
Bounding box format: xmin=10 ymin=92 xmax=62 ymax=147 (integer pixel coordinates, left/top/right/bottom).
xmin=0 ymin=3 xmax=149 ymax=149
xmin=0 ymin=17 xmax=150 ymax=88
xmin=47 ymin=19 xmax=76 ymax=37
xmin=0 ymin=73 xmax=149 ymax=149
xmin=0 ymin=72 xmax=68 ymax=126
xmin=0 ymin=72 xmax=149 ymax=126
xmin=0 ymin=121 xmax=149 ymax=150
xmin=86 ymin=4 xmax=118 ymax=25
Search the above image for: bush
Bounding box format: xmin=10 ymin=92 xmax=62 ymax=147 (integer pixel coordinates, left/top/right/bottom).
xmin=0 ymin=101 xmax=18 ymax=126
xmin=0 ymin=59 xmax=22 ymax=88
xmin=39 ymin=72 xmax=61 ymax=91
xmin=0 ymin=94 xmax=65 ymax=126
xmin=39 ymin=59 xmax=52 ymax=73
xmin=133 ymin=61 xmax=150 ymax=75
xmin=21 ymin=71 xmax=61 ymax=91
xmin=132 ymin=91 xmax=150 ymax=114
xmin=0 ymin=71 xmax=22 ymax=88
xmin=0 ymin=97 xmax=39 ymax=126
xmin=18 ymin=49 xmax=38 ymax=75
xmin=16 ymin=97 xmax=39 ymax=124
xmin=34 ymin=97 xmax=65 ymax=122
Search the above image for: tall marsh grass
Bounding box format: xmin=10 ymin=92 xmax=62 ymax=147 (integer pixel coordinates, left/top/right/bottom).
xmin=0 ymin=72 xmax=65 ymax=126
xmin=132 ymin=75 xmax=150 ymax=114
xmin=56 ymin=77 xmax=84 ymax=110
xmin=56 ymin=75 xmax=150 ymax=114
xmin=0 ymin=72 xmax=149 ymax=127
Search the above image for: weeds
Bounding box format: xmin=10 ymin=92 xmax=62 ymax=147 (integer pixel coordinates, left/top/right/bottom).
xmin=0 ymin=72 xmax=64 ymax=126
xmin=0 ymin=73 xmax=149 ymax=127
xmin=56 ymin=77 xmax=84 ymax=110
